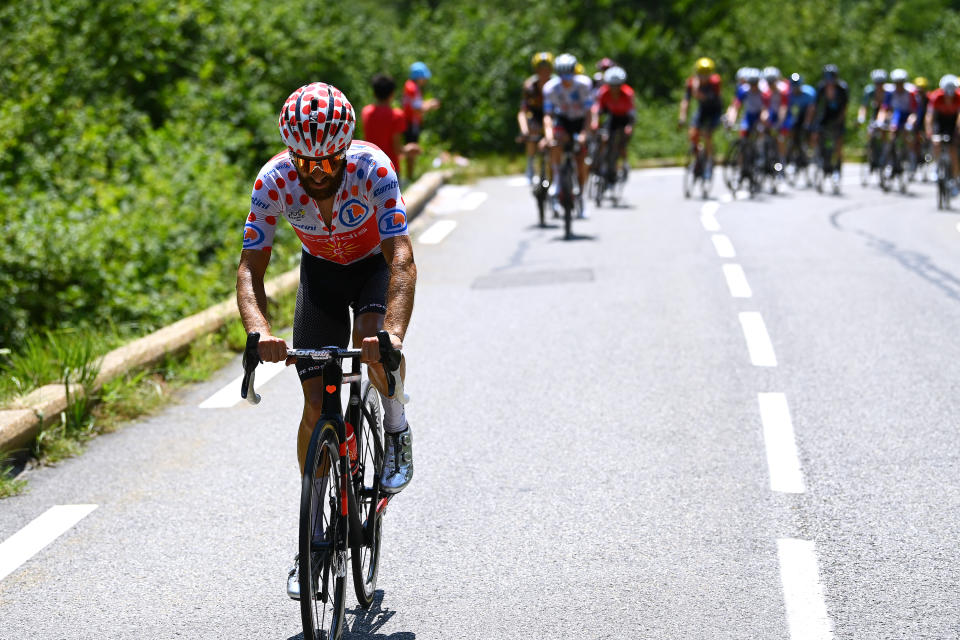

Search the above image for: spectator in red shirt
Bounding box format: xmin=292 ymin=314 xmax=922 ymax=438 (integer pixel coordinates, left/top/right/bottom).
xmin=402 ymin=61 xmax=440 ymax=181
xmin=361 ymin=73 xmax=410 ymax=174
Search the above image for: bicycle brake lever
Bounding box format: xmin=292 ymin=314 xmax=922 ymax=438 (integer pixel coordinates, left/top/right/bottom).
xmin=377 ymin=330 xmax=408 ymax=404
xmin=241 ymin=332 xmax=262 ymax=405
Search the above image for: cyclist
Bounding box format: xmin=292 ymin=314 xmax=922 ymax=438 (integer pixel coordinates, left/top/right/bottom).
xmin=761 ymin=66 xmax=789 ymax=162
xmin=784 ymin=73 xmax=816 ymax=138
xmin=518 ymin=52 xmax=555 ymax=184
xmin=236 ymin=82 xmax=417 ymax=598
xmin=543 ymin=53 xmax=594 ymax=215
xmin=926 ymin=74 xmax=960 ymax=191
xmin=877 ymin=68 xmax=918 ymax=142
xmin=857 ymin=69 xmax=888 ymax=127
xmin=913 ymin=76 xmax=931 ymax=167
xmin=809 ymin=64 xmax=850 ymax=181
xmin=679 ymin=57 xmax=723 ymax=180
xmin=591 ymin=65 xmax=635 ymax=182
xmin=726 ymin=67 xmax=768 ymax=137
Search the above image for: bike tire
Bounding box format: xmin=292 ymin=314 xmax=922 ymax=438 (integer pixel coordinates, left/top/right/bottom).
xmin=300 ymin=422 xmax=347 ymax=640
xmin=536 ymin=193 xmax=546 ymax=227
xmin=351 ymin=381 xmax=385 ymax=608
xmin=683 ymin=153 xmax=695 ymax=199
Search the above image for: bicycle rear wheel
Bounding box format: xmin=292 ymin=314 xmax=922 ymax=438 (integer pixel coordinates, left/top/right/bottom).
xmin=351 ymin=381 xmax=385 ymax=608
xmin=300 ymin=422 xmax=347 ymax=640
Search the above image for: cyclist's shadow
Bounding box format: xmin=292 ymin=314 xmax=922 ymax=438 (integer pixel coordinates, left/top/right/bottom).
xmin=285 ymin=591 xmax=415 ymax=640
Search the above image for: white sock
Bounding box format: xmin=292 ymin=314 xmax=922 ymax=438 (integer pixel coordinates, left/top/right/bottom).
xmin=380 ymin=391 xmax=407 ymax=434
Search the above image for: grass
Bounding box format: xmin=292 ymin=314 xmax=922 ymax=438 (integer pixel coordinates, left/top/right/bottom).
xmin=0 ymin=285 xmax=299 ymax=498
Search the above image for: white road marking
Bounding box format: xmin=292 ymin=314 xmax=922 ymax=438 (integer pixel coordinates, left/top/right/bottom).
xmin=712 ymin=234 xmax=736 ymax=257
xmin=458 ymin=191 xmax=489 ymax=211
xmin=758 ymin=393 xmax=806 ymax=493
xmin=199 ymin=360 xmax=290 ymax=409
xmin=777 ymin=538 xmax=834 ymax=640
xmin=736 ymin=189 xmax=751 ymax=199
xmin=719 ymin=193 xmax=734 ymax=203
xmin=418 ymin=220 xmax=458 ymax=245
xmin=700 ymin=201 xmax=720 ymax=231
xmin=507 ymin=176 xmax=530 ymax=187
xmin=955 ymin=222 xmax=960 ymax=233
xmin=425 ymin=185 xmax=472 ymax=214
xmin=723 ymin=264 xmax=753 ymax=298
xmin=738 ymin=312 xmax=777 ymax=366
xmin=0 ymin=505 xmax=98 ymax=582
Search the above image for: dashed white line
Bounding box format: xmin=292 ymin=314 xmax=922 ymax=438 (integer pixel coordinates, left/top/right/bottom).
xmin=199 ymin=360 xmax=290 ymax=409
xmin=777 ymin=538 xmax=834 ymax=640
xmin=712 ymin=234 xmax=736 ymax=258
xmin=955 ymin=222 xmax=960 ymax=234
xmin=0 ymin=505 xmax=98 ymax=582
xmin=700 ymin=201 xmax=720 ymax=231
xmin=418 ymin=220 xmax=458 ymax=244
xmin=758 ymin=393 xmax=806 ymax=493
xmin=738 ymin=312 xmax=777 ymax=366
xmin=723 ymin=263 xmax=753 ymax=298
xmin=458 ymin=191 xmax=488 ymax=211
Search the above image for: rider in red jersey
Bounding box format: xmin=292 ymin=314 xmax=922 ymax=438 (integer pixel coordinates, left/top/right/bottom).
xmin=590 ymin=66 xmax=635 ymax=182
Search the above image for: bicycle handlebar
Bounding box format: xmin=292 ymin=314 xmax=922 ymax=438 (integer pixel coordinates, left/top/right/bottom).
xmin=240 ymin=331 xmax=404 ymax=406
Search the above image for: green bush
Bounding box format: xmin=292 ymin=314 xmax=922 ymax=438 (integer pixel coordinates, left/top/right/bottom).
xmin=2 ymin=0 xmax=959 ymax=357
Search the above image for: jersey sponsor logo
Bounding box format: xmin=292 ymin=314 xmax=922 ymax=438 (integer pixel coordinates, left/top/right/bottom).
xmin=378 ymin=208 xmax=407 ymax=235
xmin=288 ymin=208 xmax=306 ymax=222
xmin=338 ymin=199 xmax=368 ymax=228
xmin=243 ymin=223 xmax=265 ymax=248
xmin=291 ymin=223 xmax=318 ymax=231
xmin=373 ymin=180 xmax=398 ymax=197
xmin=251 ymin=196 xmax=270 ymax=210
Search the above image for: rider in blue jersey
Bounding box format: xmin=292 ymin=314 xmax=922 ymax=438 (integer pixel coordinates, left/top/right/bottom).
xmin=784 ymin=73 xmax=816 ymax=133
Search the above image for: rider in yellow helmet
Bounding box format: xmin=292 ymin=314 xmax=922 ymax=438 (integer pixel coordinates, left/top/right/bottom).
xmin=519 ymin=52 xmax=556 ymax=183
xmin=679 ymin=57 xmax=723 ymax=179
xmin=913 ymin=76 xmax=931 ymax=165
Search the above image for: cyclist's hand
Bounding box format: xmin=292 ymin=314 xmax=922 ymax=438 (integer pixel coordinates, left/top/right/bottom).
xmin=257 ymin=334 xmax=292 ymax=364
xmin=361 ymin=332 xmax=402 ymax=366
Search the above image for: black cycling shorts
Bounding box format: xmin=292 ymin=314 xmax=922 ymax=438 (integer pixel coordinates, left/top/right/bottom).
xmin=933 ymin=113 xmax=959 ymax=137
xmin=293 ymin=250 xmax=389 ymax=382
xmin=554 ymin=115 xmax=585 ymax=137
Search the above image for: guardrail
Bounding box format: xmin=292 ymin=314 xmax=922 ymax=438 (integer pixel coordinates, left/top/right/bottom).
xmin=0 ymin=170 xmax=451 ymax=454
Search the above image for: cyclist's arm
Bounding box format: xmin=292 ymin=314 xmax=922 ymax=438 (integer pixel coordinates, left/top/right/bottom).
xmin=380 ymin=235 xmax=417 ymax=342
xmin=237 ymin=249 xmax=288 ymax=362
xmin=543 ymin=113 xmax=555 ymax=144
xmin=925 ymin=103 xmax=934 ymax=137
xmin=518 ymin=108 xmax=530 ymax=136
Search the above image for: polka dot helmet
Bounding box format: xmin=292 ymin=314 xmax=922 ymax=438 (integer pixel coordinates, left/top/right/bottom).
xmin=278 ymin=82 xmax=356 ymax=157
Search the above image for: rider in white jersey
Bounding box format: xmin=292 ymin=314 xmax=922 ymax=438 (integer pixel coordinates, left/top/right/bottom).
xmin=542 ymin=53 xmax=594 ymax=215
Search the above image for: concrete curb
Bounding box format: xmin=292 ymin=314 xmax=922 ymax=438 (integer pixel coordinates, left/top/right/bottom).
xmin=0 ymin=169 xmax=450 ymax=454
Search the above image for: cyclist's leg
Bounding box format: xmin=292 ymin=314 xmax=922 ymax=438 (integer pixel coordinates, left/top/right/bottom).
xmin=350 ymin=255 xmax=413 ymax=492
xmin=292 ymin=254 xmax=354 ymax=474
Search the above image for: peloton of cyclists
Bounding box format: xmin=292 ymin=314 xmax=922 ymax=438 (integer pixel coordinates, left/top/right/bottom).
xmin=679 ymin=57 xmax=724 ymax=180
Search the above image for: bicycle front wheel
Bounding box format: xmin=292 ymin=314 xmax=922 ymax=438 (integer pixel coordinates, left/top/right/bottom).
xmin=351 ymin=381 xmax=385 ymax=608
xmin=300 ymin=422 xmax=347 ymax=640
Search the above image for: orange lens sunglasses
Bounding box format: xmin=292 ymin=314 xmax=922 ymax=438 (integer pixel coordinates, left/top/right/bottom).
xmin=290 ymin=150 xmax=346 ymax=176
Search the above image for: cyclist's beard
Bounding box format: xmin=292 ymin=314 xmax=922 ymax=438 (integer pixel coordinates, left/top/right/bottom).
xmin=302 ymin=166 xmax=345 ymax=201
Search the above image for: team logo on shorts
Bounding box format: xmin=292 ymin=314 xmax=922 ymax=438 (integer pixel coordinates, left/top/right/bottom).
xmin=338 ymin=199 xmax=368 ymax=228
xmin=243 ymin=223 xmax=264 ymax=248
xmin=378 ymin=209 xmax=407 ymax=235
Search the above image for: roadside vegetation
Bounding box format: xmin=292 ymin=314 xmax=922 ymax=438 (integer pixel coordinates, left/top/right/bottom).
xmin=1 ymin=0 xmax=957 ymax=490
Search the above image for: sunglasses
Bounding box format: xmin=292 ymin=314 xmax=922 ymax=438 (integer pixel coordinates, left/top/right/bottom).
xmin=290 ymin=150 xmax=346 ymax=176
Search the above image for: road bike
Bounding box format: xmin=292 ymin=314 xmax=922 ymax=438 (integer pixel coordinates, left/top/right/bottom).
xmin=723 ymin=133 xmax=759 ymax=197
xmin=555 ymin=138 xmax=582 ymax=240
xmin=518 ymin=134 xmax=550 ymax=227
xmin=860 ymin=124 xmax=885 ymax=188
xmin=683 ymin=137 xmax=714 ymax=199
xmin=812 ymin=124 xmax=842 ymax=195
xmin=590 ymin=125 xmax=629 ymax=206
xmin=934 ymin=133 xmax=954 ymax=210
xmin=784 ymin=125 xmax=813 ymax=188
xmin=241 ymin=331 xmax=402 ymax=640
xmin=880 ymin=126 xmax=910 ymax=194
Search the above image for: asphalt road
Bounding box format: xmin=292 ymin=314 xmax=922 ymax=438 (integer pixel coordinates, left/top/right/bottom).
xmin=2 ymin=166 xmax=959 ymax=639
